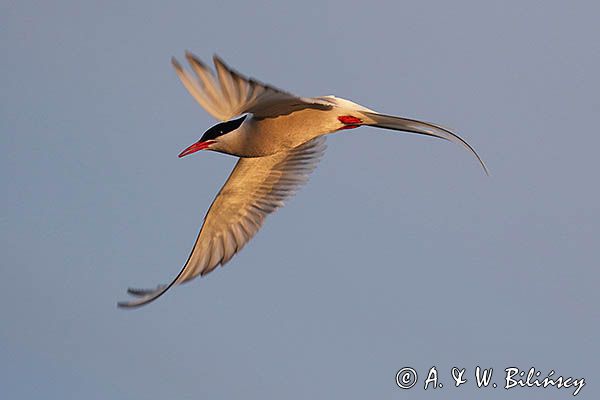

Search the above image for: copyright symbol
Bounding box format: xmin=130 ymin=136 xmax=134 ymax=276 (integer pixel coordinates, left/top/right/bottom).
xmin=396 ymin=367 xmax=418 ymax=389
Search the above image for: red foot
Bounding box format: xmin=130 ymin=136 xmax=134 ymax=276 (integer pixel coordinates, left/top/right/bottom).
xmin=338 ymin=115 xmax=363 ymax=125
xmin=337 ymin=115 xmax=362 ymax=131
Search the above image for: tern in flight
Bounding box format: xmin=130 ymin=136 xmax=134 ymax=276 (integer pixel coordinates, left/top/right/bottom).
xmin=118 ymin=52 xmax=487 ymax=308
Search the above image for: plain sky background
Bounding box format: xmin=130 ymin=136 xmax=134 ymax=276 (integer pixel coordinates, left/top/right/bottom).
xmin=1 ymin=1 xmax=598 ymax=398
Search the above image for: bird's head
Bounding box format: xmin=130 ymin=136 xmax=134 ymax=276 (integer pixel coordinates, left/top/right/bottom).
xmin=178 ymin=114 xmax=247 ymax=157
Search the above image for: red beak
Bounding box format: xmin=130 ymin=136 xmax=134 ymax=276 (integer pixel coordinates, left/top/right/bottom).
xmin=178 ymin=140 xmax=216 ymax=158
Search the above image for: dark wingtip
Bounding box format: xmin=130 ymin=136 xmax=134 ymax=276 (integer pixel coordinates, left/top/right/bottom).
xmin=171 ymin=56 xmax=182 ymax=69
xmin=127 ymin=287 xmax=154 ymax=297
xmin=117 ymin=299 xmax=141 ymax=309
xmin=117 ymin=294 xmax=154 ymax=309
xmin=212 ymin=54 xmax=229 ymax=70
xmin=185 ymin=49 xmax=199 ymax=61
xmin=117 ymin=281 xmax=176 ymax=309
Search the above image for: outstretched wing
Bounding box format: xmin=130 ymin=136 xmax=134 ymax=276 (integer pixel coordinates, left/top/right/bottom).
xmin=172 ymin=52 xmax=331 ymax=120
xmin=118 ymin=137 xmax=327 ymax=308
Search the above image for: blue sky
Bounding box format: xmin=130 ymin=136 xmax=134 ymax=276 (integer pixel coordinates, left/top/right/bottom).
xmin=1 ymin=1 xmax=598 ymax=398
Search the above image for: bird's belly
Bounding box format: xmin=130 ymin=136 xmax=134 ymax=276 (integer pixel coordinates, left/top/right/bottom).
xmin=225 ymin=111 xmax=336 ymax=157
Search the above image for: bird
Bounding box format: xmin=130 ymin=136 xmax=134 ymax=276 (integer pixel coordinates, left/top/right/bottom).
xmin=118 ymin=52 xmax=487 ymax=308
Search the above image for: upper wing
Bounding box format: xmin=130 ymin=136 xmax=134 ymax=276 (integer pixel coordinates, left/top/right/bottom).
xmin=172 ymin=52 xmax=331 ymax=121
xmin=118 ymin=137 xmax=327 ymax=308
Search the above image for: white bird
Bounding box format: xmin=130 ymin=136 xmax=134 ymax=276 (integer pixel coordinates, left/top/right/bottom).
xmin=118 ymin=52 xmax=487 ymax=308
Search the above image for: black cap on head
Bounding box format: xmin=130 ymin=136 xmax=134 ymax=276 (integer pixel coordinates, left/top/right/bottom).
xmin=201 ymin=114 xmax=247 ymax=142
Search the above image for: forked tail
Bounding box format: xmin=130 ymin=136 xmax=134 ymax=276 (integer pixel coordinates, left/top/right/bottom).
xmin=361 ymin=111 xmax=489 ymax=175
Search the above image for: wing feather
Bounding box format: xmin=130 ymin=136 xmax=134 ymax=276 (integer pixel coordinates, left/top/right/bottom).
xmin=172 ymin=52 xmax=332 ymax=120
xmin=185 ymin=54 xmax=222 ymax=108
xmin=118 ymin=137 xmax=326 ymax=308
